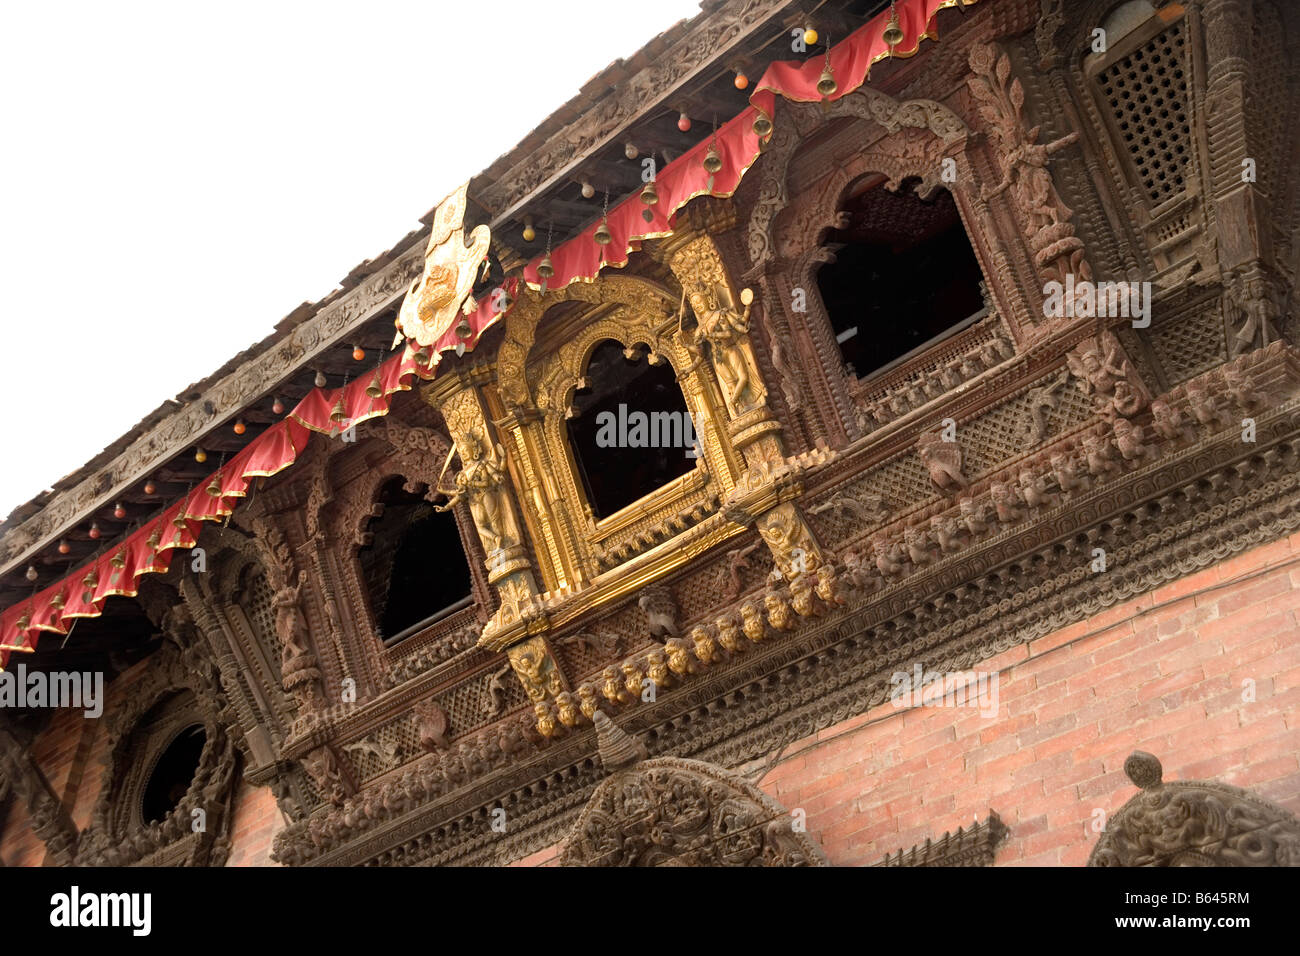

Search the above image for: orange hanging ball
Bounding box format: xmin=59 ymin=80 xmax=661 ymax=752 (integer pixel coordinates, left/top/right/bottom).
xmin=677 ymin=112 xmax=691 ymax=132
xmin=353 ymin=346 xmax=366 ymax=361
xmin=734 ymin=72 xmax=749 ymax=90
xmin=233 ymin=420 xmax=247 ymax=435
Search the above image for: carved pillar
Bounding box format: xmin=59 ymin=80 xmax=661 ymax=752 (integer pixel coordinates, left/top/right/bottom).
xmin=0 ymin=723 xmax=78 ymax=865
xmin=424 ymin=374 xmax=543 ymax=650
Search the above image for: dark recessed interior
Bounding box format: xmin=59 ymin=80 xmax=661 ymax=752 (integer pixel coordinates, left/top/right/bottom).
xmin=817 ymin=179 xmax=985 ymax=378
xmin=358 ymin=477 xmax=472 ymax=640
xmin=567 ymin=340 xmax=696 ymax=520
xmin=141 ymin=724 xmax=206 ymax=825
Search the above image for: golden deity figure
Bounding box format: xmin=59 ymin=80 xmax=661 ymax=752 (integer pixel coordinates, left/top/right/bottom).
xmin=679 ymin=281 xmax=763 ymax=411
xmin=435 ymin=428 xmax=515 ymax=554
xmin=397 ymin=181 xmax=492 ymax=347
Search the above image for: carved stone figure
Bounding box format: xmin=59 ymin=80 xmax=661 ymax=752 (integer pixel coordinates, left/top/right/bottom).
xmin=1150 ymin=400 xmax=1191 ymax=443
xmin=1018 ymin=468 xmax=1054 ymax=510
xmin=917 ymin=431 xmax=969 ymax=492
xmin=931 ymin=514 xmax=964 ymax=554
xmin=958 ymin=496 xmax=990 ymax=536
xmin=414 ymin=699 xmax=450 ymax=752
xmin=679 ymin=281 xmax=762 ymax=410
xmin=637 ymin=586 xmax=679 ymax=640
xmin=1067 ymin=333 xmax=1149 ymax=418
xmin=990 ymin=480 xmax=1024 ymax=524
xmin=435 ymin=427 xmax=514 ymax=554
xmin=1112 ymin=417 xmax=1147 ymax=462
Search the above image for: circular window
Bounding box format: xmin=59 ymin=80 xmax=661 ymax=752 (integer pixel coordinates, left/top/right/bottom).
xmin=141 ymin=724 xmax=206 ymax=824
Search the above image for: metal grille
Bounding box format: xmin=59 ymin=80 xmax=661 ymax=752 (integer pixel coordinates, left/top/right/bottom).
xmin=1097 ymin=20 xmax=1191 ymax=205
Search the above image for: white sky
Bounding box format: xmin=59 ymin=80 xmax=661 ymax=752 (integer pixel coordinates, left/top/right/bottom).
xmin=0 ymin=0 xmax=702 ymax=520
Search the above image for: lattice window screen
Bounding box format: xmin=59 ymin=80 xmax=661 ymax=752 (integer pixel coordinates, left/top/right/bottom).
xmin=1096 ymin=19 xmax=1191 ymax=205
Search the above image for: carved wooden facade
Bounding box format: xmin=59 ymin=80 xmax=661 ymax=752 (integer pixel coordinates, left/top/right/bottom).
xmin=4 ymin=0 xmax=1300 ymax=868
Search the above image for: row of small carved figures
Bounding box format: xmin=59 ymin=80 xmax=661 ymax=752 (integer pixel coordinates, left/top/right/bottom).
xmin=850 ymin=334 xmax=1017 ymax=430
xmin=866 ymin=363 xmax=1268 ymax=579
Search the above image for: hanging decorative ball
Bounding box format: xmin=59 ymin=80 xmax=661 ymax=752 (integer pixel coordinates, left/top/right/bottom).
xmin=623 ymin=142 xmax=638 ymax=160
xmin=143 ymin=479 xmax=157 ymax=495
xmin=88 ymin=522 xmax=101 ymax=540
xmin=113 ymin=502 xmax=126 ymax=519
xmin=753 ymin=113 xmax=773 ymax=137
xmin=594 ymin=217 xmax=612 ymax=246
xmin=233 ymin=419 xmax=247 ymax=435
xmin=314 ymin=370 xmax=327 ymax=388
xmin=272 ymin=396 xmax=285 ymax=415
xmin=352 ymin=345 xmax=366 ymax=361
xmin=803 ymin=26 xmax=819 ymax=46
xmin=522 ymin=215 xmax=536 ymax=242
xmin=25 ymin=565 xmax=38 ymax=582
xmin=580 ymin=178 xmax=595 ymax=199
xmin=195 ymin=448 xmax=208 ymax=464
xmin=58 ymin=539 xmax=71 ymax=555
xmin=677 ymin=111 xmax=692 ymax=132
xmin=734 ymin=71 xmax=749 ymax=89
xmin=536 ymin=254 xmax=555 ymax=280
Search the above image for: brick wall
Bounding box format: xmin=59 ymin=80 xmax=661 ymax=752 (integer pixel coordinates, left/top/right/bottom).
xmin=756 ymin=532 xmax=1300 ymax=866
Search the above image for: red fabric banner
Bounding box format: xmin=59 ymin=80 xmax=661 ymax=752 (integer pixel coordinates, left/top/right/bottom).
xmin=523 ymin=0 xmax=976 ymax=293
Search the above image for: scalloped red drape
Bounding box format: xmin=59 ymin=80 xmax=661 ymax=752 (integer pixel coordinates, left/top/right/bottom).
xmin=0 ymin=0 xmax=976 ymax=665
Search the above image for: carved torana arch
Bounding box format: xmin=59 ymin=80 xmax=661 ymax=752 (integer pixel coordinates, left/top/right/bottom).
xmin=1089 ymin=751 xmax=1300 ymax=867
xmin=560 ymin=712 xmax=829 ymax=867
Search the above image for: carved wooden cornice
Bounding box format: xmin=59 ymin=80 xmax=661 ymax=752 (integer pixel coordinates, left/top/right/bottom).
xmin=0 ymin=245 xmax=426 ymax=580
xmin=472 ymin=0 xmax=798 ymax=225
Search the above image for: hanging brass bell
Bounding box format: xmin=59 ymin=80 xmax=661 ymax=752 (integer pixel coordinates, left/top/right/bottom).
xmin=537 ymin=254 xmax=554 ymax=280
xmin=703 ymin=142 xmax=723 ymax=174
xmin=365 ymin=371 xmax=384 ymax=399
xmin=82 ymin=569 xmax=98 ymax=590
xmin=16 ymin=612 xmax=30 ymax=630
xmin=110 ymin=549 xmax=126 ymax=570
xmin=330 ymin=396 xmax=348 ymax=424
xmin=817 ymin=63 xmax=837 ymax=98
xmin=752 ymin=113 xmax=773 ymax=137
xmin=206 ymin=473 xmax=223 ymax=498
xmin=594 ymin=217 xmax=612 ymax=246
xmin=146 ymin=527 xmax=161 ymax=551
xmin=50 ymin=591 xmax=65 ymax=611
xmin=413 ymin=346 xmax=431 ymax=367
xmin=640 ymin=179 xmax=659 ymax=206
xmin=455 ymin=315 xmax=472 ymax=339
xmin=882 ymin=9 xmax=904 ymax=47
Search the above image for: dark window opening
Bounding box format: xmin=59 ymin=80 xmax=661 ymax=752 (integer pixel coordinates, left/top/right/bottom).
xmin=567 ymin=340 xmax=696 ymax=520
xmin=141 ymin=724 xmax=206 ymax=824
xmin=817 ymin=179 xmax=985 ymax=379
xmin=358 ymin=477 xmax=473 ymax=641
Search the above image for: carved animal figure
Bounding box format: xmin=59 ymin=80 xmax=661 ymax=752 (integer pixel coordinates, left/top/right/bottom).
xmin=741 ymin=601 xmax=767 ymax=642
xmin=931 ymin=514 xmax=964 ymax=554
xmin=721 ymin=541 xmax=762 ymax=601
xmin=873 ymin=536 xmax=905 ymax=577
xmin=904 ymin=525 xmax=931 ymax=566
xmin=1150 ymin=399 xmax=1190 ymax=443
xmin=1049 ymin=452 xmax=1085 ymax=494
xmin=764 ymin=592 xmax=796 ymax=631
xmin=815 ymin=564 xmax=848 ymax=606
xmin=1018 ymin=468 xmax=1054 ymax=510
xmin=715 ymin=615 xmax=744 ymax=653
xmin=917 ymin=431 xmax=969 ymax=492
xmin=638 ymin=586 xmax=679 ymax=640
xmin=1112 ymin=417 xmax=1146 ymax=461
xmin=413 ymin=700 xmax=450 ymax=752
xmin=990 ymin=480 xmax=1024 ymax=524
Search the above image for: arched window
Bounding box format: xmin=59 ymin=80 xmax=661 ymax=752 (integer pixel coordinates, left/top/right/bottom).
xmin=141 ymin=724 xmax=206 ymax=825
xmin=358 ymin=477 xmax=473 ymax=642
xmin=566 ymin=339 xmax=696 ymax=520
xmin=817 ymin=178 xmax=985 ymax=379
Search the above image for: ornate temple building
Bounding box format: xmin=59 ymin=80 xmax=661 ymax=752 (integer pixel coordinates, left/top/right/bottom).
xmin=1 ymin=0 xmax=1298 ymax=869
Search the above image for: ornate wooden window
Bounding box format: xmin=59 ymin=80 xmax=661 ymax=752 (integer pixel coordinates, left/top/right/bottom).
xmin=566 ymin=339 xmax=697 ymax=520
xmin=358 ymin=476 xmax=474 ymax=644
xmin=1084 ymin=2 xmax=1202 ymax=270
xmin=140 ymin=723 xmax=206 ymax=825
xmin=817 ymin=177 xmax=987 ymax=381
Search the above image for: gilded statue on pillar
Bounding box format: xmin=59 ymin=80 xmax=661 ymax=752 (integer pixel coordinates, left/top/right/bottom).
xmin=678 ymin=281 xmax=765 ymax=413
xmin=435 ymin=427 xmax=514 ymax=554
